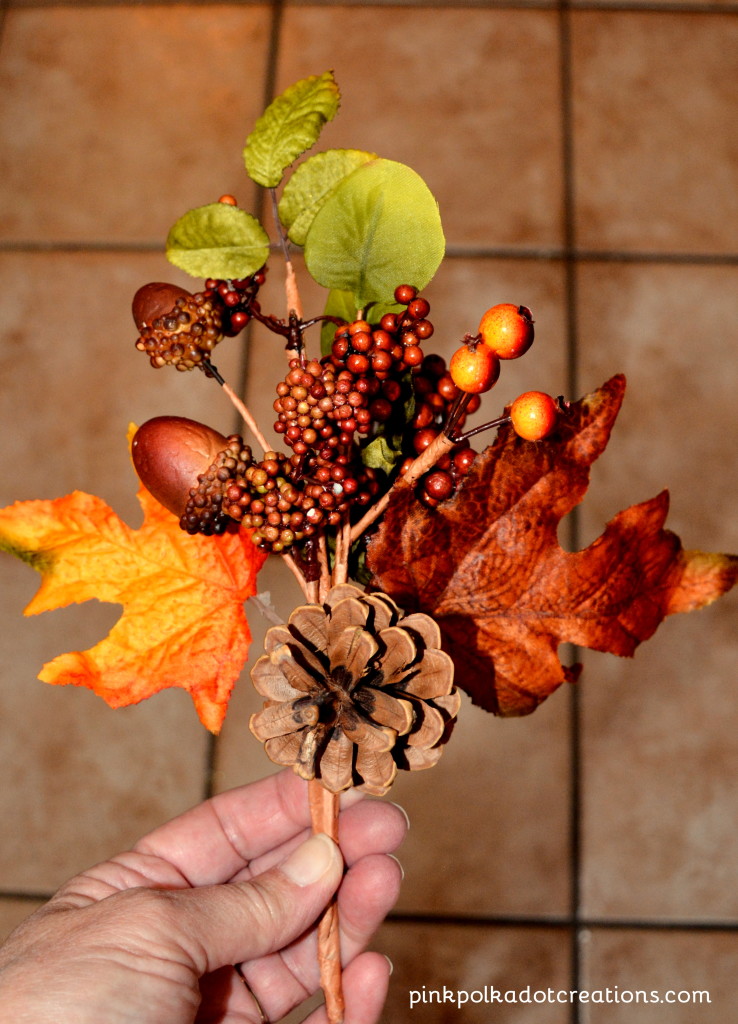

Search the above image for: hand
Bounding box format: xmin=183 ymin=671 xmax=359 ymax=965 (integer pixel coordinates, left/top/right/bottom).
xmin=0 ymin=769 xmax=407 ymax=1024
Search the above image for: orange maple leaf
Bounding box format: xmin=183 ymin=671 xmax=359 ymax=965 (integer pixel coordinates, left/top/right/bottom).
xmin=366 ymin=375 xmax=738 ymax=716
xmin=0 ymin=485 xmax=267 ymax=731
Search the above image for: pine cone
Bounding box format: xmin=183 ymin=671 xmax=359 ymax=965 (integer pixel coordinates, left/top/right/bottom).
xmin=249 ymin=584 xmax=459 ymax=796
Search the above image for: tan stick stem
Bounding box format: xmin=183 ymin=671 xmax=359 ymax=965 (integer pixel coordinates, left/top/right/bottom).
xmin=281 ymin=552 xmax=311 ymax=601
xmin=332 ymin=519 xmax=352 ymax=586
xmin=308 ymin=780 xmax=344 ymax=1024
xmin=349 ymin=431 xmax=457 ymax=543
xmin=318 ymin=535 xmax=331 ymax=603
xmin=285 ymin=259 xmax=303 ymax=320
xmin=220 ymin=379 xmax=271 ymax=455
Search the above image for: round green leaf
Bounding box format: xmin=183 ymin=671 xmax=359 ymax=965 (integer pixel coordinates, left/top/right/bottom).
xmin=244 ymin=71 xmax=341 ymax=189
xmin=303 ymin=159 xmax=445 ymax=310
xmin=166 ymin=204 xmax=270 ymax=280
xmin=279 ymin=149 xmax=377 ymax=247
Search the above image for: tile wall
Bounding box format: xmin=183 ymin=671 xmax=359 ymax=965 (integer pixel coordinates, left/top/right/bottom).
xmin=1 ymin=1 xmax=737 ymax=1021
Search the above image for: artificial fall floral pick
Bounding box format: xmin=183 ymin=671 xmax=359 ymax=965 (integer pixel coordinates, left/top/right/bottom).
xmin=0 ymin=481 xmax=266 ymax=732
xmin=367 ymin=374 xmax=738 ymax=716
xmin=3 ymin=69 xmax=737 ymax=1024
xmin=249 ymin=584 xmax=459 ymax=796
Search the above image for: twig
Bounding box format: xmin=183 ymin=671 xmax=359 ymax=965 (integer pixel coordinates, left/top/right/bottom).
xmin=282 ymin=552 xmax=312 ymax=601
xmin=332 ymin=519 xmax=352 ymax=586
xmin=318 ymin=534 xmax=331 ymax=603
xmin=269 ymin=186 xmax=304 ymax=322
xmin=308 ymin=780 xmax=344 ymax=1024
xmin=201 ymin=359 xmax=271 ymax=454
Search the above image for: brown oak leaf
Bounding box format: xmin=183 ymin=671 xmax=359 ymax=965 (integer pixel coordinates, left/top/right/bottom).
xmin=366 ymin=375 xmax=738 ymax=716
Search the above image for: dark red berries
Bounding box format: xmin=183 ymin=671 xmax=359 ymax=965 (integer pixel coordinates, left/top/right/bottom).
xmin=133 ymin=284 xmax=225 ymax=371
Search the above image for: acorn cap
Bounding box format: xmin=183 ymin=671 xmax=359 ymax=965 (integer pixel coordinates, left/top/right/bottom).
xmin=132 ymin=416 xmax=229 ymax=517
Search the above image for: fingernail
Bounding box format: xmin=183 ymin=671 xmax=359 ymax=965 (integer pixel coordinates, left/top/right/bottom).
xmin=383 ymin=954 xmax=394 ymax=976
xmin=389 ymin=801 xmax=410 ymax=831
xmin=388 ymin=853 xmax=405 ymax=881
xmin=281 ymin=833 xmax=338 ymax=887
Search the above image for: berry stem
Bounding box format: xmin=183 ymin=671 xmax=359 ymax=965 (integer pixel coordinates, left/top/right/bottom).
xmin=318 ymin=534 xmax=331 ymax=602
xmin=444 ymin=391 xmax=473 ymax=441
xmin=332 ymin=519 xmax=352 ymax=587
xmin=454 ymin=414 xmax=511 ymax=444
xmin=270 ymin=186 xmax=304 ymax=321
xmin=200 ymin=358 xmax=271 ymax=454
xmin=349 ymin=431 xmax=457 ymax=544
xmin=281 ymin=551 xmax=312 ymax=601
xmin=308 ymin=779 xmax=344 ymax=1024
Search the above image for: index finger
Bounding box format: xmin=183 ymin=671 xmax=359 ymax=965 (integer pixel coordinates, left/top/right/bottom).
xmin=134 ymin=769 xmax=361 ymax=886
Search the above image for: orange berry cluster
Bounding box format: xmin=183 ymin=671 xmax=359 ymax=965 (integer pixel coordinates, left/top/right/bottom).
xmin=449 ymin=303 xmax=559 ymax=442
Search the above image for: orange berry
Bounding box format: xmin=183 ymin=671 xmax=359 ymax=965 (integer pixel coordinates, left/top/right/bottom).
xmin=218 ymin=194 xmax=238 ymax=206
xmin=509 ymin=391 xmax=557 ymax=440
xmin=479 ymin=303 xmax=534 ymax=360
xmin=449 ymin=342 xmax=500 ymax=394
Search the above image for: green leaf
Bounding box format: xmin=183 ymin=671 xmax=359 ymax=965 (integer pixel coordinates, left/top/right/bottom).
xmin=320 ymin=289 xmax=356 ymax=355
xmin=279 ymin=149 xmax=376 ymax=247
xmin=244 ymin=71 xmax=341 ymax=189
xmin=303 ymin=159 xmax=445 ymax=310
xmin=166 ymin=204 xmax=270 ymax=280
xmin=362 ymin=435 xmax=401 ymax=474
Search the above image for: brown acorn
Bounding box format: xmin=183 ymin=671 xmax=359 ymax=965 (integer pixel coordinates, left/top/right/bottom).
xmin=132 ymin=416 xmax=254 ymax=535
xmin=132 ymin=416 xmax=229 ymax=516
xmin=133 ymin=282 xmax=225 ymax=371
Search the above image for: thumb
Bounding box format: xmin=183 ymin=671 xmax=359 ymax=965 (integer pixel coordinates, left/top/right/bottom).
xmin=166 ymin=832 xmax=343 ymax=974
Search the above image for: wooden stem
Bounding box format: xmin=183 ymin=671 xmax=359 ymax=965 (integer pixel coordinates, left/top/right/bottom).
xmin=318 ymin=534 xmax=331 ymax=603
xmin=219 ymin=379 xmax=271 ymax=455
xmin=282 ymin=552 xmax=312 ymax=601
xmin=308 ymin=780 xmax=344 ymax=1024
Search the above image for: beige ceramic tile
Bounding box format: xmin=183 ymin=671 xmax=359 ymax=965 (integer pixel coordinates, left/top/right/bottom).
xmin=0 ymin=6 xmax=271 ymax=244
xmin=275 ymin=6 xmax=565 ymax=250
xmin=570 ymin=11 xmax=738 ymax=254
xmin=575 ymin=263 xmax=738 ymax=920
xmin=378 ymin=922 xmax=572 ymax=1023
xmin=0 ymin=899 xmax=44 ymax=944
xmin=0 ymin=249 xmax=254 ymax=892
xmin=580 ymin=928 xmax=738 ymax=1022
xmin=389 ymin=691 xmax=572 ymax=919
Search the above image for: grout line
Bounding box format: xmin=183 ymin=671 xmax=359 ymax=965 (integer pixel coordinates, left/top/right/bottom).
xmin=4 ymin=0 xmax=737 ymax=11
xmin=384 ymin=911 xmax=738 ymax=932
xmin=556 ymin=1 xmax=585 ymax=1020
xmin=2 ymin=241 xmax=737 ymax=266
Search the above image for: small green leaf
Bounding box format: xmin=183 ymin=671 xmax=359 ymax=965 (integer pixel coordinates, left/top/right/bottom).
xmin=166 ymin=204 xmax=270 ymax=280
xmin=362 ymin=436 xmax=401 ymax=474
xmin=279 ymin=149 xmax=376 ymax=247
xmin=320 ymin=289 xmax=356 ymax=355
xmin=244 ymin=71 xmax=341 ymax=189
xmin=303 ymin=159 xmax=445 ymax=310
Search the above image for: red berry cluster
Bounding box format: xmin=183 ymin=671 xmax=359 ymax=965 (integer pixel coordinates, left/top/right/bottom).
xmin=205 ymin=267 xmax=267 ymax=337
xmin=330 ymin=285 xmax=433 ymax=379
xmin=272 ymin=357 xmax=381 ymax=524
xmin=399 ymin=354 xmax=480 ymax=507
xmin=223 ymin=450 xmax=327 ymax=553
